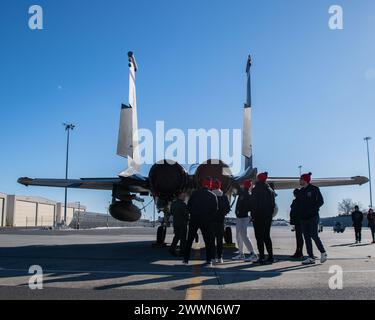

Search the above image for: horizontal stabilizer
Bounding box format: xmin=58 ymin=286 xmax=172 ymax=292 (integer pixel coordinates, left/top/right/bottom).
xmin=18 ymin=175 xmax=149 ymax=193
xmin=268 ymin=176 xmax=369 ymax=190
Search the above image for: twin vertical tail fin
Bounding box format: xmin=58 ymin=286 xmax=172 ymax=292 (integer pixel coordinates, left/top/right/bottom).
xmin=242 ymin=55 xmax=253 ymax=170
xmin=117 ymin=51 xmax=141 ymax=177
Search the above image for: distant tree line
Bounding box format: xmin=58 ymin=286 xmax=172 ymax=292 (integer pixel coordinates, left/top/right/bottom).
xmin=337 ymin=198 xmax=364 ymax=216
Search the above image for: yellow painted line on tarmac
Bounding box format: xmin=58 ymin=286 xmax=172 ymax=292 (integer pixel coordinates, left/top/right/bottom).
xmin=185 ymin=242 xmax=203 ymax=300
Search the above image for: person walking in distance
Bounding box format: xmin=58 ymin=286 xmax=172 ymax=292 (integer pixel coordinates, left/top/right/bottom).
xmin=299 ymin=172 xmax=327 ymax=265
xmin=290 ymin=188 xmax=304 ymax=259
xmin=169 ymin=192 xmax=189 ymax=257
xmin=232 ymin=180 xmax=258 ymax=262
xmin=367 ymin=208 xmax=375 ymax=243
xmin=211 ymin=178 xmax=231 ymax=264
xmin=250 ymin=172 xmax=276 ymax=265
xmin=351 ymin=205 xmax=363 ymax=244
xmin=183 ymin=178 xmax=218 ymax=266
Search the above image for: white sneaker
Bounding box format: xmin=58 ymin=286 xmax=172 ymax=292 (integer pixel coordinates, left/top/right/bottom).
xmin=218 ymin=258 xmax=224 ymax=264
xmin=204 ymin=260 xmax=213 ymax=267
xmin=244 ymin=253 xmax=258 ymax=262
xmin=302 ymin=257 xmax=316 ymax=265
xmin=232 ymin=253 xmax=245 ymax=260
xmin=320 ymin=252 xmax=328 ymax=263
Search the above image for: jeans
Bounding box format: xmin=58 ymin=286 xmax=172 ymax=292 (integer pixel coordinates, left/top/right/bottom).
xmin=353 ymin=224 xmax=362 ymax=242
xmin=300 ymin=215 xmax=326 ymax=258
xmin=235 ymin=217 xmax=255 ymax=254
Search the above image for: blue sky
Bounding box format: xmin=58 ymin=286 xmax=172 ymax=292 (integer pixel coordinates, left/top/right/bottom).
xmin=1 ymin=0 xmax=375 ymax=220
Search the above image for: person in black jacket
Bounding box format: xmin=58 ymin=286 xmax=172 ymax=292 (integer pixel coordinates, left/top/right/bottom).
xmin=183 ymin=178 xmax=218 ymax=266
xmin=250 ymin=172 xmax=276 ymax=265
xmin=211 ymin=178 xmax=231 ymax=263
xmin=169 ymin=192 xmax=189 ymax=256
xmin=351 ymin=205 xmax=363 ymax=244
xmin=299 ymin=173 xmax=327 ymax=265
xmin=290 ymin=188 xmax=304 ymax=258
xmin=367 ymin=208 xmax=375 ymax=243
xmin=232 ymin=179 xmax=257 ymax=262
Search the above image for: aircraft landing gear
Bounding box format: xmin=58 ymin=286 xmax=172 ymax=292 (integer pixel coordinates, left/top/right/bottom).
xmin=155 ymin=225 xmax=167 ymax=246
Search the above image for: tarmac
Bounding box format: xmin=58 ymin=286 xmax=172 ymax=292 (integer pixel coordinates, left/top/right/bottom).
xmin=0 ymin=226 xmax=374 ymax=300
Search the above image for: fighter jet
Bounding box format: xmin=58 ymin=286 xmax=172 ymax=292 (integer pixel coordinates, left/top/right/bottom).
xmin=18 ymin=52 xmax=368 ymax=244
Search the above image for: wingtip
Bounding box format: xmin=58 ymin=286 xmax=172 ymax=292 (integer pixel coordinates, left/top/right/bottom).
xmin=17 ymin=177 xmax=32 ymax=186
xmin=353 ymin=176 xmax=370 ymax=185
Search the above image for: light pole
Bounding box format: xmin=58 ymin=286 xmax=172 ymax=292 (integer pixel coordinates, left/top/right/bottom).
xmin=364 ymin=137 xmax=373 ymax=208
xmin=63 ymin=123 xmax=75 ymax=225
xmin=298 ymin=165 xmax=302 ymax=176
xmin=153 ymin=200 xmax=156 ymax=228
xmin=76 ymin=201 xmax=81 ymax=229
xmin=106 ymin=201 xmax=110 ymax=229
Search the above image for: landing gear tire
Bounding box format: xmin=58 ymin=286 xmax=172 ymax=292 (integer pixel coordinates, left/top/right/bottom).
xmin=224 ymin=226 xmax=233 ymax=244
xmin=156 ymin=225 xmax=167 ymax=245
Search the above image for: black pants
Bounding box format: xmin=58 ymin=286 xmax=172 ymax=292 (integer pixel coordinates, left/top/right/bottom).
xmin=300 ymin=216 xmax=326 ymax=258
xmin=253 ymin=216 xmax=273 ymax=260
xmin=354 ymin=224 xmax=362 ymax=242
xmin=294 ymin=223 xmax=304 ymax=255
xmin=184 ymin=220 xmax=214 ymax=263
xmin=370 ymin=225 xmax=375 ymax=242
xmin=212 ymin=222 xmax=225 ymax=259
xmin=170 ymin=225 xmax=187 ymax=254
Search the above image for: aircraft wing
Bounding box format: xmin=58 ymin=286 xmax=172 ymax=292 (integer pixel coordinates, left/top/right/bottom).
xmin=18 ymin=174 xmax=150 ymax=193
xmin=267 ymin=176 xmax=369 ymax=190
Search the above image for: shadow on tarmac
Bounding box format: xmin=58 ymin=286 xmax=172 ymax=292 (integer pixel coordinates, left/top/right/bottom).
xmin=0 ymin=241 xmax=318 ymax=291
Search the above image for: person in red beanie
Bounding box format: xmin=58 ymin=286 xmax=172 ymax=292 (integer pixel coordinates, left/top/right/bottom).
xmin=250 ymin=172 xmax=276 ymax=264
xmin=211 ymin=178 xmax=231 ymax=263
xmin=298 ymin=172 xmax=327 ymax=265
xmin=184 ymin=177 xmax=218 ymax=266
xmin=232 ymin=179 xmax=258 ymax=262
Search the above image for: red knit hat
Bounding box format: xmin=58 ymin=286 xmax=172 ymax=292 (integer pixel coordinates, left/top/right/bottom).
xmin=257 ymin=172 xmax=268 ymax=183
xmin=300 ymin=172 xmax=312 ymax=184
xmin=201 ymin=177 xmax=212 ymax=189
xmin=243 ymin=179 xmax=252 ymax=189
xmin=212 ymin=178 xmax=222 ymax=190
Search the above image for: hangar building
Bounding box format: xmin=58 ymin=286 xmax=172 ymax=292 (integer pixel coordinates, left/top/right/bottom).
xmin=0 ymin=192 xmax=85 ymax=227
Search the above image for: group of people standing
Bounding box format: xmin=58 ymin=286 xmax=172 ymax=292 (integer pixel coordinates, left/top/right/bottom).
xmin=169 ymin=172 xmax=278 ymax=266
xmin=351 ymin=206 xmax=375 ymax=244
xmin=169 ymin=171 xmax=329 ymax=266
xmin=169 ymin=177 xmax=231 ymax=266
